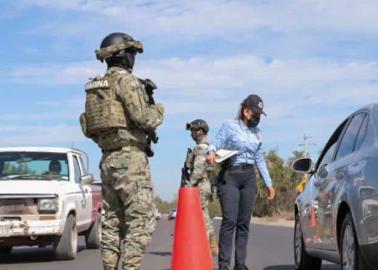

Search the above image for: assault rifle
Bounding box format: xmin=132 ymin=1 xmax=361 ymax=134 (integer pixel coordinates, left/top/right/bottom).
xmin=138 ymin=78 xmax=159 ymax=157
xmin=181 ymin=148 xmax=192 ymax=187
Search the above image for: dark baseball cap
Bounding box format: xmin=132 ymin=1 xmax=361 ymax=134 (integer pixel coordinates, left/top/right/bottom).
xmin=241 ymin=94 xmax=267 ymax=116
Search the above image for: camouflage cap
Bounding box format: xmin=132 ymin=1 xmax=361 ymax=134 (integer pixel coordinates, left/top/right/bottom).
xmin=95 ymin=40 xmax=144 ymax=62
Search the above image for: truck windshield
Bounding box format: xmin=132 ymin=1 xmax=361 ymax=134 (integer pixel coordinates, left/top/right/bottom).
xmin=0 ymin=152 xmax=69 ymax=181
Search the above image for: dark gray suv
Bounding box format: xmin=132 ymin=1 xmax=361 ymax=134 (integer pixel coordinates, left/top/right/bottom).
xmin=292 ymin=104 xmax=378 ymax=270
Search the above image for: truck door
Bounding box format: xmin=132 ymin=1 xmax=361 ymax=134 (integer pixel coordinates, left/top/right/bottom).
xmin=72 ymin=155 xmax=92 ymax=228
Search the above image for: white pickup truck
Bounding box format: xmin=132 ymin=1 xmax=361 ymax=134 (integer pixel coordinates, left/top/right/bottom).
xmin=0 ymin=147 xmax=102 ymax=260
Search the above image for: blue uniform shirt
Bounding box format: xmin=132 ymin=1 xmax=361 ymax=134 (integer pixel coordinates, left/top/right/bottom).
xmin=208 ymin=120 xmax=273 ymax=188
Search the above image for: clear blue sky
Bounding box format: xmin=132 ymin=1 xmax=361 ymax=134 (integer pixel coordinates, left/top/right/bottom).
xmin=1 ymin=0 xmax=378 ymax=199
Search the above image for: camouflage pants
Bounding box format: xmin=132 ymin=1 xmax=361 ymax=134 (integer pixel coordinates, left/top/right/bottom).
xmin=198 ymin=180 xmax=215 ymax=237
xmin=100 ymin=148 xmax=156 ymax=270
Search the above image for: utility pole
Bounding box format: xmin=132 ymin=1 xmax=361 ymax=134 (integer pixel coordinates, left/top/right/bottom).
xmin=299 ymin=134 xmax=316 ymax=158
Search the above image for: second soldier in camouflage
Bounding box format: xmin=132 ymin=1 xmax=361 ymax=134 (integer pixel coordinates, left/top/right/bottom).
xmin=185 ymin=119 xmax=219 ymax=256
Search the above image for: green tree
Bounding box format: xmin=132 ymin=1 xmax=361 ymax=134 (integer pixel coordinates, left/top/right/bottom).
xmin=3 ymin=163 xmax=34 ymax=175
xmin=154 ymin=196 xmax=177 ymax=214
xmin=156 ymin=149 xmax=308 ymax=219
xmin=253 ymin=150 xmax=299 ymax=217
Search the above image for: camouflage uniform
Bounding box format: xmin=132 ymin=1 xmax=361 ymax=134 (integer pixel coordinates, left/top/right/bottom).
xmin=186 ymin=136 xmax=215 ymax=237
xmin=80 ymin=66 xmax=164 ymax=270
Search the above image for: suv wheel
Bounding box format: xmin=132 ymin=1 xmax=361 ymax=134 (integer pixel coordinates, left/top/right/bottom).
xmin=294 ymin=214 xmax=322 ymax=270
xmin=54 ymin=214 xmax=78 ymax=260
xmin=85 ymin=214 xmax=101 ymax=249
xmin=340 ymin=213 xmax=369 ymax=270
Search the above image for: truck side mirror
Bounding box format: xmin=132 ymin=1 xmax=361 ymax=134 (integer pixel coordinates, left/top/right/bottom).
xmin=81 ymin=174 xmax=94 ymax=185
xmin=292 ymin=158 xmax=314 ymax=173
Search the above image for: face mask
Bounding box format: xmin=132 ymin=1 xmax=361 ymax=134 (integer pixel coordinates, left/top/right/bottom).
xmin=247 ymin=115 xmax=260 ymax=128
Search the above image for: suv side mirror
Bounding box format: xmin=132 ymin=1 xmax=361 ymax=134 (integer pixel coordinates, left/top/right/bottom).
xmin=81 ymin=174 xmax=94 ymax=185
xmin=292 ymin=158 xmax=314 ymax=173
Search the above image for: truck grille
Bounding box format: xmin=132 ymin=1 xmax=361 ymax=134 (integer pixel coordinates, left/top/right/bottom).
xmin=0 ymin=199 xmax=38 ymax=215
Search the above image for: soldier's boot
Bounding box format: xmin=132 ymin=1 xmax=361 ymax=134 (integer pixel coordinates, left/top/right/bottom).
xmin=209 ymin=233 xmax=219 ymax=257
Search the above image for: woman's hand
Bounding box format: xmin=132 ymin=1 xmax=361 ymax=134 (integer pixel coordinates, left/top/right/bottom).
xmin=267 ymin=186 xmax=275 ymax=200
xmin=207 ymin=151 xmax=216 ymax=165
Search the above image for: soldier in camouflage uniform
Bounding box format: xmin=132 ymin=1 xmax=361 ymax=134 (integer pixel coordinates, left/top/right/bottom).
xmin=79 ymin=32 xmax=164 ymax=270
xmin=185 ymin=119 xmax=219 ymax=256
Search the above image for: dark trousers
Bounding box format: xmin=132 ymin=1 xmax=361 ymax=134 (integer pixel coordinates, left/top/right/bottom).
xmin=218 ymin=167 xmax=257 ymax=267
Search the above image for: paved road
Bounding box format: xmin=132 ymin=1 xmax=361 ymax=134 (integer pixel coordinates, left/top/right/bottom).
xmin=0 ymin=220 xmax=340 ymax=270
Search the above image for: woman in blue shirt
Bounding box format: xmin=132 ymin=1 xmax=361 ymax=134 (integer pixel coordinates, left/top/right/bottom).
xmin=207 ymin=94 xmax=275 ymax=270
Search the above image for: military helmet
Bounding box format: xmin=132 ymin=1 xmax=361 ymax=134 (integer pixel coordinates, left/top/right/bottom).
xmin=95 ymin=32 xmax=144 ymax=62
xmin=186 ymin=119 xmax=209 ymax=134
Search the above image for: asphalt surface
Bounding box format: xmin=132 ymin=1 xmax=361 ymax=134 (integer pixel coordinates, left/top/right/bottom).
xmin=0 ymin=220 xmax=340 ymax=270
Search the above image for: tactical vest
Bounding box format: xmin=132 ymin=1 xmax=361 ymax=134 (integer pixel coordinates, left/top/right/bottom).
xmin=83 ymin=73 xmax=127 ymax=136
xmin=185 ymin=142 xmax=208 ymax=172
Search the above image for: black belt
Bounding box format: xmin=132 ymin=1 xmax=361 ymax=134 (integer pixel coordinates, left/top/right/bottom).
xmin=228 ymin=163 xmax=254 ymax=170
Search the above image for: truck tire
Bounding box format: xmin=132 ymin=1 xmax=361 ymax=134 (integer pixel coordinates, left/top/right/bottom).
xmin=294 ymin=214 xmax=322 ymax=270
xmin=85 ymin=214 xmax=101 ymax=249
xmin=0 ymin=247 xmax=12 ymax=254
xmin=54 ymin=214 xmax=78 ymax=260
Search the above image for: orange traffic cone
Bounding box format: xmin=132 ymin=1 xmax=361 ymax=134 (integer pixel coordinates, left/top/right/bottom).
xmin=171 ymin=187 xmax=213 ymax=270
xmin=310 ymin=206 xmax=317 ymax=228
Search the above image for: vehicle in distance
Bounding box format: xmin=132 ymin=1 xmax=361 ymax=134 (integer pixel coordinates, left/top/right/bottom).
xmin=292 ymin=104 xmax=378 ymax=270
xmin=168 ymin=209 xmax=177 ymax=220
xmin=155 ymin=209 xmax=161 ymax=220
xmin=0 ymin=147 xmax=102 ymax=260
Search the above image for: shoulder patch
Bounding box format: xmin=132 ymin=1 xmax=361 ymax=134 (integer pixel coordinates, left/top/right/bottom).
xmin=86 ymin=79 xmax=109 ymax=90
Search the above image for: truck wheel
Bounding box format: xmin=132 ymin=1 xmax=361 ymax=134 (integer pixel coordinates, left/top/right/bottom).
xmin=294 ymin=214 xmax=322 ymax=270
xmin=86 ymin=214 xmax=101 ymax=249
xmin=340 ymin=213 xmax=369 ymax=270
xmin=54 ymin=214 xmax=78 ymax=260
xmin=0 ymin=247 xmax=12 ymax=254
